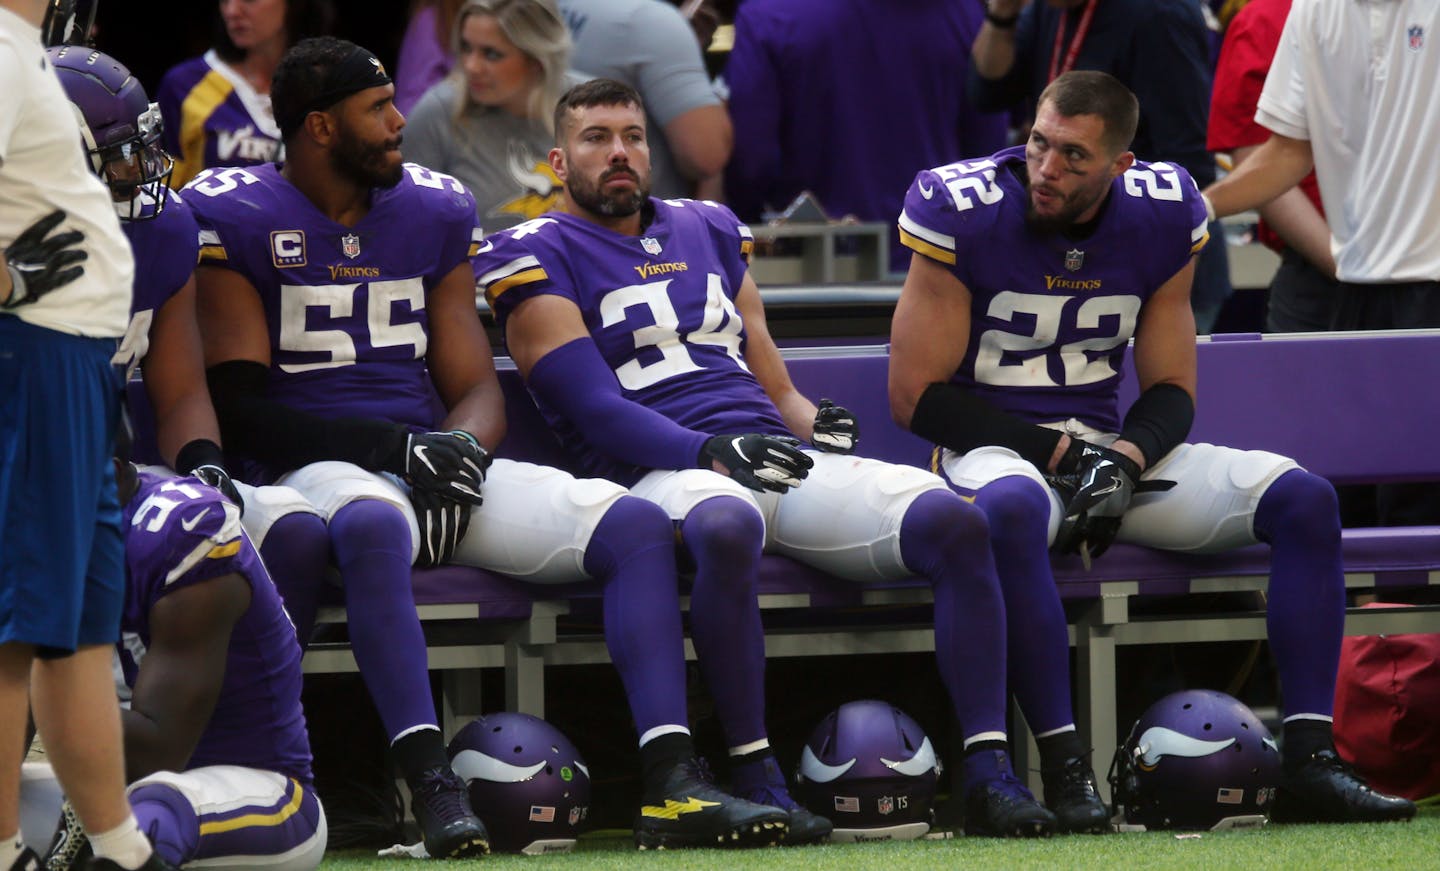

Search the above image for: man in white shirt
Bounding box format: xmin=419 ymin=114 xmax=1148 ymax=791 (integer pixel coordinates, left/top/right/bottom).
xmin=0 ymin=1 xmax=165 ymax=866
xmin=1201 ymin=0 xmax=1440 ymax=524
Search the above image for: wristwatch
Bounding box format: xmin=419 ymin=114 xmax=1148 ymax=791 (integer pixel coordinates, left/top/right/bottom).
xmin=985 ymin=4 xmax=1020 ymax=28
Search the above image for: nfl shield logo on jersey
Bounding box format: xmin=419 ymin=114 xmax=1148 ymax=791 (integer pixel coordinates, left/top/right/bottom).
xmin=1065 ymin=248 xmax=1085 ymax=272
xmin=341 ymin=233 xmax=362 ymax=259
xmin=640 ymin=236 xmax=662 ymax=256
xmin=1408 ymin=25 xmax=1424 ymax=51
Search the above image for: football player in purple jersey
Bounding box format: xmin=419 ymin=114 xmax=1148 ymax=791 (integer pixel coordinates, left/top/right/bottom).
xmin=478 ymin=78 xmax=1055 ymax=839
xmin=40 ymin=462 xmax=325 ymax=870
xmin=50 ymin=44 xmax=335 ymax=661
xmin=190 ymin=38 xmax=788 ymax=855
xmin=889 ymin=70 xmax=1415 ymax=827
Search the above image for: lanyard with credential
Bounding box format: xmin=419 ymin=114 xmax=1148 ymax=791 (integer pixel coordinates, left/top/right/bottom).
xmin=1047 ymin=0 xmax=1099 ymax=83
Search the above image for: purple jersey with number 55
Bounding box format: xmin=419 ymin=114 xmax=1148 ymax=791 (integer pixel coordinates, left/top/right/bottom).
xmin=121 ymin=472 xmax=312 ymax=782
xmin=182 ymin=162 xmax=483 ymax=469
xmin=898 ymin=145 xmax=1209 ymax=432
xmin=478 ymin=198 xmax=789 ymax=484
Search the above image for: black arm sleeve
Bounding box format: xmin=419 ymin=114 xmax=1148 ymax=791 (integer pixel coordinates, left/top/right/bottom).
xmin=1119 ymin=382 xmax=1194 ymax=467
xmin=206 ymin=360 xmax=409 ymax=474
xmin=909 ymin=381 xmax=1064 ymax=470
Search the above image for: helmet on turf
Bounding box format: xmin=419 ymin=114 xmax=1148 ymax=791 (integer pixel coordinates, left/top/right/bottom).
xmin=794 ymin=700 xmax=939 ymax=842
xmin=446 ymin=712 xmax=589 ymax=854
xmin=1109 ymin=689 xmax=1280 ymax=830
xmin=48 ymin=45 xmax=173 ymax=221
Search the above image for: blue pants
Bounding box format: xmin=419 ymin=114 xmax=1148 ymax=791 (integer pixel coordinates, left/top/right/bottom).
xmin=0 ymin=317 xmax=124 ymax=652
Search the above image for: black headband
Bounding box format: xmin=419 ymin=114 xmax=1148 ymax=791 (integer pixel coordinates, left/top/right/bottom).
xmin=278 ymin=46 xmax=393 ymax=136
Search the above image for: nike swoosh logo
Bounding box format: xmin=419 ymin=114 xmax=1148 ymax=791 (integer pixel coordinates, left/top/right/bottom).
xmin=180 ymin=508 xmax=210 ymax=532
xmin=881 ymin=737 xmax=937 ymax=777
xmin=918 ymin=180 xmax=935 ymax=199
xmin=477 ymin=239 xmax=494 ymax=253
xmin=413 ymin=444 xmax=438 ymax=475
xmin=730 ymin=437 xmax=750 ymax=463
xmin=798 ymin=746 xmax=856 ymax=783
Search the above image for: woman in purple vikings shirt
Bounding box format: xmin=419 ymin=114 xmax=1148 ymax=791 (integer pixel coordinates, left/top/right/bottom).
xmin=156 ymin=0 xmax=335 ymax=189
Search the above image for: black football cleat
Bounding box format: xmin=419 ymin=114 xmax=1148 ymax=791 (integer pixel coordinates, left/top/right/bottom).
xmin=43 ymin=800 xmax=91 ymax=871
xmin=1270 ymin=749 xmax=1417 ymax=824
xmin=410 ymin=765 xmax=491 ymax=858
xmin=86 ymin=853 xmax=177 ymax=871
xmin=731 ymin=756 xmax=833 ymax=845
xmin=1041 ymin=754 xmax=1111 ymax=834
xmin=963 ymin=750 xmax=1057 ymax=838
xmin=635 ymin=757 xmax=789 ymax=849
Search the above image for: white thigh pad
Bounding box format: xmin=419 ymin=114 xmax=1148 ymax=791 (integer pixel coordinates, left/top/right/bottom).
xmin=629 ymin=467 xmax=765 ymax=525
xmin=937 ymin=446 xmax=1067 ymax=545
xmin=233 ymin=482 xmax=322 ymax=551
xmin=770 ymin=453 xmax=949 ymax=581
xmin=450 ymin=460 xmax=627 ymax=583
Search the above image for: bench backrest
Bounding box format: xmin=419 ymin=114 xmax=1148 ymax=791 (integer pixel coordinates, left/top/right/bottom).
xmin=497 ymin=330 xmax=1440 ymax=485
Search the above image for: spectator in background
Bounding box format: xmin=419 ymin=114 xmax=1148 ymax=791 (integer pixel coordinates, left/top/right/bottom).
xmin=721 ymin=0 xmax=1007 ymax=275
xmin=970 ymin=0 xmax=1233 ymax=334
xmin=404 ymin=0 xmax=580 ymax=235
xmin=1201 ymin=0 xmax=1440 ymax=526
xmin=156 ymin=0 xmax=335 ymax=189
xmin=1207 ymin=0 xmax=1337 ymax=333
xmin=557 ymin=0 xmax=730 ymax=198
xmin=394 ymin=0 xmax=463 ymax=115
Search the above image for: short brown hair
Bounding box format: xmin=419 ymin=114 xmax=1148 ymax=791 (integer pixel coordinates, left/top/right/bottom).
xmin=552 ymin=78 xmax=644 ymax=145
xmin=1036 ymin=70 xmax=1139 ymax=155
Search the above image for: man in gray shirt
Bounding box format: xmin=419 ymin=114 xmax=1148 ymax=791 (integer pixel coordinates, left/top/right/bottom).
xmin=557 ymin=0 xmax=730 ymax=198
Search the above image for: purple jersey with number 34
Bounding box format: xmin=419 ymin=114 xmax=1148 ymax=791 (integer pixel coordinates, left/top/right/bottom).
xmin=898 ymin=145 xmax=1209 ymax=432
xmin=477 ymin=198 xmax=790 ymax=483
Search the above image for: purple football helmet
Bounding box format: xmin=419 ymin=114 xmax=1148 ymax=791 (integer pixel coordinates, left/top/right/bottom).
xmin=1109 ymin=689 xmax=1280 ymax=830
xmin=47 ymin=45 xmax=173 ymax=221
xmin=446 ymin=713 xmax=589 ymax=854
xmin=794 ymin=700 xmax=939 ymax=842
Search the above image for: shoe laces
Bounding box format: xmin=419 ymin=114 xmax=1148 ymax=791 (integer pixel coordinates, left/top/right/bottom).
xmin=412 ymin=766 xmax=473 ymax=823
xmin=1046 ymin=753 xmax=1100 ymax=800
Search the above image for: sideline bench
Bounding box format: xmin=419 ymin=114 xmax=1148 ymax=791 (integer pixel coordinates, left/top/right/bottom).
xmin=131 ymin=329 xmax=1440 ymax=800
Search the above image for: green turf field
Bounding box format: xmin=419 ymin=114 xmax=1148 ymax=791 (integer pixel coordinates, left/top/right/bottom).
xmin=322 ymin=805 xmax=1437 ymax=870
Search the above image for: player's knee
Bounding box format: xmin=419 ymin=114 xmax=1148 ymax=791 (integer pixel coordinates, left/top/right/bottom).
xmin=900 ymin=488 xmax=991 ymax=559
xmin=1258 ymin=469 xmax=1340 ymax=544
xmin=584 ymin=495 xmax=675 ymax=579
xmin=328 ymin=499 xmax=411 ymax=553
xmin=975 ymin=475 xmax=1051 ymax=545
xmin=681 ymin=495 xmax=764 ymax=564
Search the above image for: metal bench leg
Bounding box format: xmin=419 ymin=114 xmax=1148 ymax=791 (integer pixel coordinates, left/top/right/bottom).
xmin=505 ymin=642 xmax=545 ymax=717
xmin=1075 ymin=620 xmax=1118 ymax=805
xmin=441 ymin=668 xmax=485 ymax=740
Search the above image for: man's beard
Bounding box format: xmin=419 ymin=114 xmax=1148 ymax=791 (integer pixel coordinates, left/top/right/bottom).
xmin=1023 ymin=180 xmax=1106 ymax=234
xmin=568 ymin=164 xmax=647 ymax=218
xmin=332 ymin=128 xmax=404 ymax=189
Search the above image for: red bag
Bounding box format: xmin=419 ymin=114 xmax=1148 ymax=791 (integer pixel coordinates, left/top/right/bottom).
xmin=1333 ymin=603 xmax=1440 ymax=801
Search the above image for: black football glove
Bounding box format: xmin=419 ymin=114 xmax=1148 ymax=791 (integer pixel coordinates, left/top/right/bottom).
xmin=190 ymin=463 xmax=245 ymax=517
xmin=811 ymin=398 xmax=859 ymax=454
xmin=2 ymin=209 xmax=87 ymax=308
xmin=1050 ymin=442 xmax=1174 ymax=560
xmin=410 ymin=487 xmax=472 ymax=568
xmin=399 ymin=430 xmax=490 ymax=504
xmin=701 ymin=433 xmax=814 ymax=493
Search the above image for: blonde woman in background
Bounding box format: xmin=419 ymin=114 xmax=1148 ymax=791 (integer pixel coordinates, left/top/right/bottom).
xmin=403 ymin=0 xmax=581 ymax=235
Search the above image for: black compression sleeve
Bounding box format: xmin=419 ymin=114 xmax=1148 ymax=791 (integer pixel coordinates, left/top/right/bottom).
xmin=175 ymin=438 xmax=225 ymax=474
xmin=206 ymin=360 xmax=410 ymax=473
xmin=909 ymin=382 xmax=1064 ymax=470
xmin=1119 ymin=382 xmax=1194 ymax=467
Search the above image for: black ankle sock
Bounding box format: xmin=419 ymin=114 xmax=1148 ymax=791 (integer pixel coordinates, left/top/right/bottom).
xmin=640 ymin=732 xmax=696 ymax=793
xmin=392 ymin=728 xmax=449 ymax=783
xmin=1282 ymin=719 xmax=1333 ymax=773
xmin=1036 ymin=729 xmax=1086 ymax=770
xmin=964 ymin=739 xmax=1008 ymax=757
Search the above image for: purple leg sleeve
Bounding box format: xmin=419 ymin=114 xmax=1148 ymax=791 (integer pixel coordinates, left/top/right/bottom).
xmin=582 ymin=496 xmax=689 ymax=736
xmin=258 ymin=511 xmax=331 ymax=652
xmin=329 ymin=500 xmax=437 ymax=740
xmin=899 ymin=489 xmax=1009 ymax=738
xmin=680 ymin=496 xmax=769 ymax=748
xmin=1253 ymin=469 xmax=1345 ymax=718
xmin=129 ymin=782 xmax=198 ymax=865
